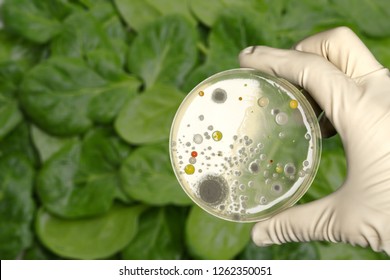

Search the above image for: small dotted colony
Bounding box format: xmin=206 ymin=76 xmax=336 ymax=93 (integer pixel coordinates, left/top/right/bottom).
xmin=171 ymin=78 xmax=316 ymax=221
xmin=180 ymin=88 xmax=229 ymax=176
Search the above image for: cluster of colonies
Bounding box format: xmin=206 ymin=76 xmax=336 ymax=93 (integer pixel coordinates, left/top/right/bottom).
xmin=175 ymin=121 xmax=223 ymax=176
xmin=172 ymin=85 xmax=313 ymax=219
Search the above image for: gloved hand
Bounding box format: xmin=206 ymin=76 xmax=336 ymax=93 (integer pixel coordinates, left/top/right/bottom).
xmin=239 ymin=27 xmax=390 ymax=255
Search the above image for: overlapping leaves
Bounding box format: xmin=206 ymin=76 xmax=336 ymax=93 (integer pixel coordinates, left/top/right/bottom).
xmin=1 ymin=0 xmax=389 ymax=261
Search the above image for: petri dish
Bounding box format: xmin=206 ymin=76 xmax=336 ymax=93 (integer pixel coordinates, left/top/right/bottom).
xmin=169 ymin=68 xmax=321 ymax=222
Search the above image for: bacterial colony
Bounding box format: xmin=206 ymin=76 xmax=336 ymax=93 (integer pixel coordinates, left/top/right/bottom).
xmin=170 ymin=69 xmax=321 ymax=222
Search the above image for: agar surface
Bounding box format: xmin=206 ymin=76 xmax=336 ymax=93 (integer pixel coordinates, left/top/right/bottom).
xmin=170 ymin=71 xmax=320 ymax=221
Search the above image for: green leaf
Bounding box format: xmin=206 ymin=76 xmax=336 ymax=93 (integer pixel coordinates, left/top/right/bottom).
xmin=200 ymin=1 xmax=342 ymax=50
xmin=20 ymin=56 xmax=140 ymax=136
xmin=0 ymin=91 xmax=23 ymax=140
xmin=128 ymin=15 xmax=197 ymax=89
xmin=50 ymin=9 xmax=127 ymax=65
xmin=0 ymin=39 xmax=37 ymax=140
xmin=120 ymin=143 xmax=192 ymax=206
xmin=0 ymin=123 xmax=39 ymax=167
xmin=302 ymin=136 xmax=346 ymax=203
xmin=189 ymin=0 xmax=266 ymax=27
xmin=331 ymin=0 xmax=390 ymax=38
xmin=363 ymin=36 xmax=390 ymax=69
xmin=86 ymin=50 xmax=126 ymax=82
xmin=115 ymin=84 xmax=183 ymax=145
xmin=238 ymin=241 xmax=318 ymax=260
xmin=185 ymin=206 xmax=252 ymax=259
xmin=121 ymin=207 xmax=187 ymax=259
xmin=89 ymin=1 xmax=130 ymax=64
xmin=31 ymin=125 xmax=78 ymax=163
xmin=182 ymin=63 xmax=220 ymax=93
xmin=23 ymin=240 xmax=59 ymax=260
xmin=113 ymin=184 xmax=135 ymax=205
xmin=184 ymin=9 xmax=268 ymax=93
xmin=207 ymin=10 xmax=266 ymax=70
xmin=0 ymin=154 xmax=35 ymax=259
xmin=36 ymin=204 xmax=146 ymax=259
xmin=37 ymin=128 xmax=132 ymax=218
xmin=76 ymin=0 xmax=107 ymax=8
xmin=114 ymin=0 xmax=195 ymax=31
xmin=50 ymin=11 xmax=111 ymax=58
xmin=0 ymin=61 xmax=31 ymax=95
xmin=260 ymin=0 xmax=344 ymax=47
xmin=0 ymin=105 xmax=37 ymax=259
xmin=315 ymin=242 xmax=390 ymax=260
xmin=1 ymin=0 xmax=72 ymax=43
xmin=0 ymin=31 xmax=44 ymax=64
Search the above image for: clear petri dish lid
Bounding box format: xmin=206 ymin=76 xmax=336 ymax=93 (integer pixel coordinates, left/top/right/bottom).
xmin=169 ymin=68 xmax=321 ymax=222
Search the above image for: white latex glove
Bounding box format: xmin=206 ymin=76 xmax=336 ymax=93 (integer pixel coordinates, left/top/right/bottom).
xmin=239 ymin=27 xmax=390 ymax=255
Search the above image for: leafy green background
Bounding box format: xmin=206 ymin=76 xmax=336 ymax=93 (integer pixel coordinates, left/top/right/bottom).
xmin=0 ymin=0 xmax=389 ymax=260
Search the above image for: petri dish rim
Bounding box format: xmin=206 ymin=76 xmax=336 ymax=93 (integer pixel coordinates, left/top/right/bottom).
xmin=169 ymin=68 xmax=322 ymax=222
